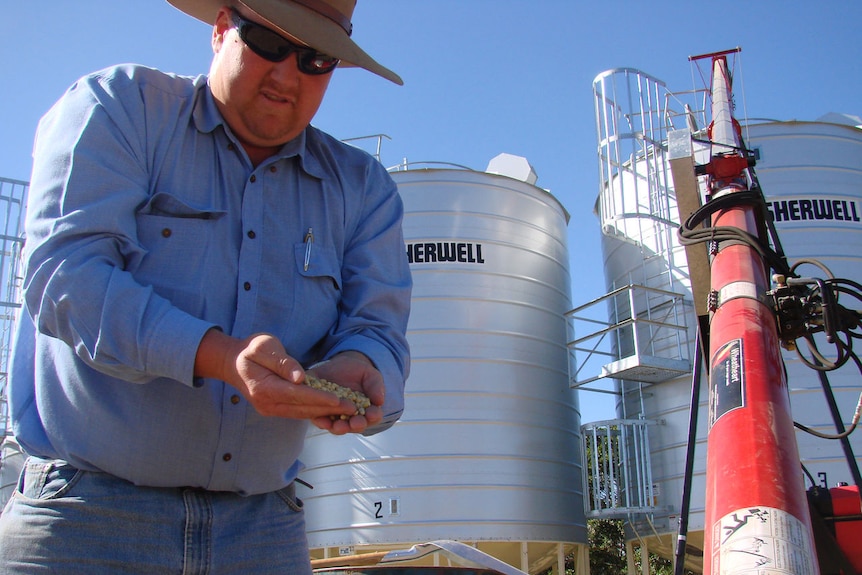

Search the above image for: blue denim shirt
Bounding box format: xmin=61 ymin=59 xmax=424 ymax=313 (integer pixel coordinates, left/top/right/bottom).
xmin=8 ymin=64 xmax=411 ymax=495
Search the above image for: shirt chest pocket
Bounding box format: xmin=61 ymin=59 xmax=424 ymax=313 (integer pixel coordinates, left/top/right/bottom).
xmin=283 ymin=240 xmax=343 ymax=346
xmin=133 ymin=192 xmax=229 ymax=314
xmin=293 ymin=241 xmax=342 ymax=293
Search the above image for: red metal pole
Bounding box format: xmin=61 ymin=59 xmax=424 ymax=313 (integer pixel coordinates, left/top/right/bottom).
xmin=702 ymin=55 xmax=819 ymax=574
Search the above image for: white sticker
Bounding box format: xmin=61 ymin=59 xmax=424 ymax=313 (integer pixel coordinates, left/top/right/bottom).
xmin=712 ymin=506 xmax=817 ymax=575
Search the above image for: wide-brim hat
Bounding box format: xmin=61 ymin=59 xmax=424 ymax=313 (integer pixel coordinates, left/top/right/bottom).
xmin=166 ymin=0 xmax=403 ymax=85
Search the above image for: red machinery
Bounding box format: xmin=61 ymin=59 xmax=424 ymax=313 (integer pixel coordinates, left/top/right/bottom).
xmin=694 ymin=50 xmax=822 ymax=574
xmin=829 ymin=485 xmax=862 ymax=572
xmin=808 ymin=484 xmax=862 ymax=574
xmin=668 ymin=48 xmax=862 ymax=574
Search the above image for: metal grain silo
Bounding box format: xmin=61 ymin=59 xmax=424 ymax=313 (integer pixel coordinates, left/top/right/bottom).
xmin=299 ymin=155 xmax=587 ymax=574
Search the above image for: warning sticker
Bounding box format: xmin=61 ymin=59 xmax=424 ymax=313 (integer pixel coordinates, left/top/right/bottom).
xmin=712 ymin=507 xmax=817 ymax=575
xmin=709 ymin=338 xmax=744 ymax=429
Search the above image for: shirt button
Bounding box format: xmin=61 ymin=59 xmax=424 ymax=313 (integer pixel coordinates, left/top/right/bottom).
xmin=249 ymin=175 xmax=257 ymax=183
xmin=228 ymin=143 xmax=236 ymax=151
xmin=247 ymin=230 xmax=256 ymax=239
xmin=269 ymin=165 xmax=277 ymax=173
xmin=231 ymin=395 xmax=240 ymax=405
xmin=161 ymin=228 xmax=172 ymax=238
xmin=222 ymin=453 xmax=232 ymax=462
xmin=244 ymin=282 xmax=251 ymax=291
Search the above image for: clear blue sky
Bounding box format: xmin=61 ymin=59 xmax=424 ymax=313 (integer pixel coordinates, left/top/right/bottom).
xmin=1 ymin=1 xmax=860 ymax=419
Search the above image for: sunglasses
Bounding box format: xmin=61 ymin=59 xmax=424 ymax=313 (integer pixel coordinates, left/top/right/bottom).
xmin=230 ymin=10 xmax=340 ymax=75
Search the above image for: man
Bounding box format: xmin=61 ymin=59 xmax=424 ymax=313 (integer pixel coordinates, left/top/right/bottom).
xmin=0 ymin=1 xmax=410 ymax=573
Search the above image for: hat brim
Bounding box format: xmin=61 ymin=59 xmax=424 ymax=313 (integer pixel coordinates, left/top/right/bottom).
xmin=166 ymin=0 xmax=403 ymax=85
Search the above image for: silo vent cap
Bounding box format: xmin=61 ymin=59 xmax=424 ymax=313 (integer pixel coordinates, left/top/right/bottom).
xmin=486 ymin=153 xmax=538 ymax=185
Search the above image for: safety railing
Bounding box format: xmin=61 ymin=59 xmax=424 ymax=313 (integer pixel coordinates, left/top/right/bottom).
xmin=0 ymin=177 xmax=28 ymax=437
xmin=567 ymin=283 xmax=691 ymax=388
xmin=581 ymin=418 xmax=661 ymax=517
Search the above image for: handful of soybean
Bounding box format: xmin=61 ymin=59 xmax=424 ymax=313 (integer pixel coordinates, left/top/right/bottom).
xmin=304 ymin=374 xmax=371 ymax=419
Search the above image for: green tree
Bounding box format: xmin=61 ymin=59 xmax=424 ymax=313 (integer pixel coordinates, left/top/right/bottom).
xmin=538 ymin=518 xmax=626 ymax=575
xmin=588 ymin=518 xmax=626 ymax=575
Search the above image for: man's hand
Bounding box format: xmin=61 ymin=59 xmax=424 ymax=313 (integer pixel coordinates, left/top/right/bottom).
xmin=194 ymin=329 xmax=358 ymax=421
xmin=307 ymin=351 xmax=385 ymax=435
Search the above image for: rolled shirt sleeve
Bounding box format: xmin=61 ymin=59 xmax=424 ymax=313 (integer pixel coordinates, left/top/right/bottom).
xmin=322 ymin=177 xmax=411 ymax=433
xmin=23 ymin=67 xmax=216 ymax=386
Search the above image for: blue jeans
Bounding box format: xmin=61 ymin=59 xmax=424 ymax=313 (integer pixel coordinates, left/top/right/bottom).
xmin=0 ymin=457 xmax=312 ymax=574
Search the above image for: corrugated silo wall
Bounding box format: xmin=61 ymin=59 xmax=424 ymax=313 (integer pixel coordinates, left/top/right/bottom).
xmin=299 ymin=168 xmax=587 ymax=558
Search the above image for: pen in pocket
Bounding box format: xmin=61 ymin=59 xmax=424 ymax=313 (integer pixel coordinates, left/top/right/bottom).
xmin=304 ymin=227 xmax=314 ymax=271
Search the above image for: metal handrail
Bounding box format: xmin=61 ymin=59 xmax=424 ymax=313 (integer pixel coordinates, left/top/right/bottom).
xmin=0 ymin=177 xmax=28 ymax=438
xmin=582 ymin=418 xmax=661 ymax=517
xmin=386 ymin=159 xmax=476 ymax=173
xmin=567 ymin=283 xmax=690 ymax=387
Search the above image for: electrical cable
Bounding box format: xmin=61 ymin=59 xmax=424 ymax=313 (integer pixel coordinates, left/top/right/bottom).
xmin=794 ymin=394 xmax=861 ymax=441
xmin=678 ymin=189 xmax=793 ymax=278
xmin=801 ymin=463 xmax=817 ymax=489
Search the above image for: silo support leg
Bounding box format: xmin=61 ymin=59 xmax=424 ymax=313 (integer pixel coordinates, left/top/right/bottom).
xmin=574 ymin=544 xmax=590 ymax=575
xmin=641 ymin=540 xmax=650 ymax=575
xmin=626 ymin=541 xmax=637 ymax=575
